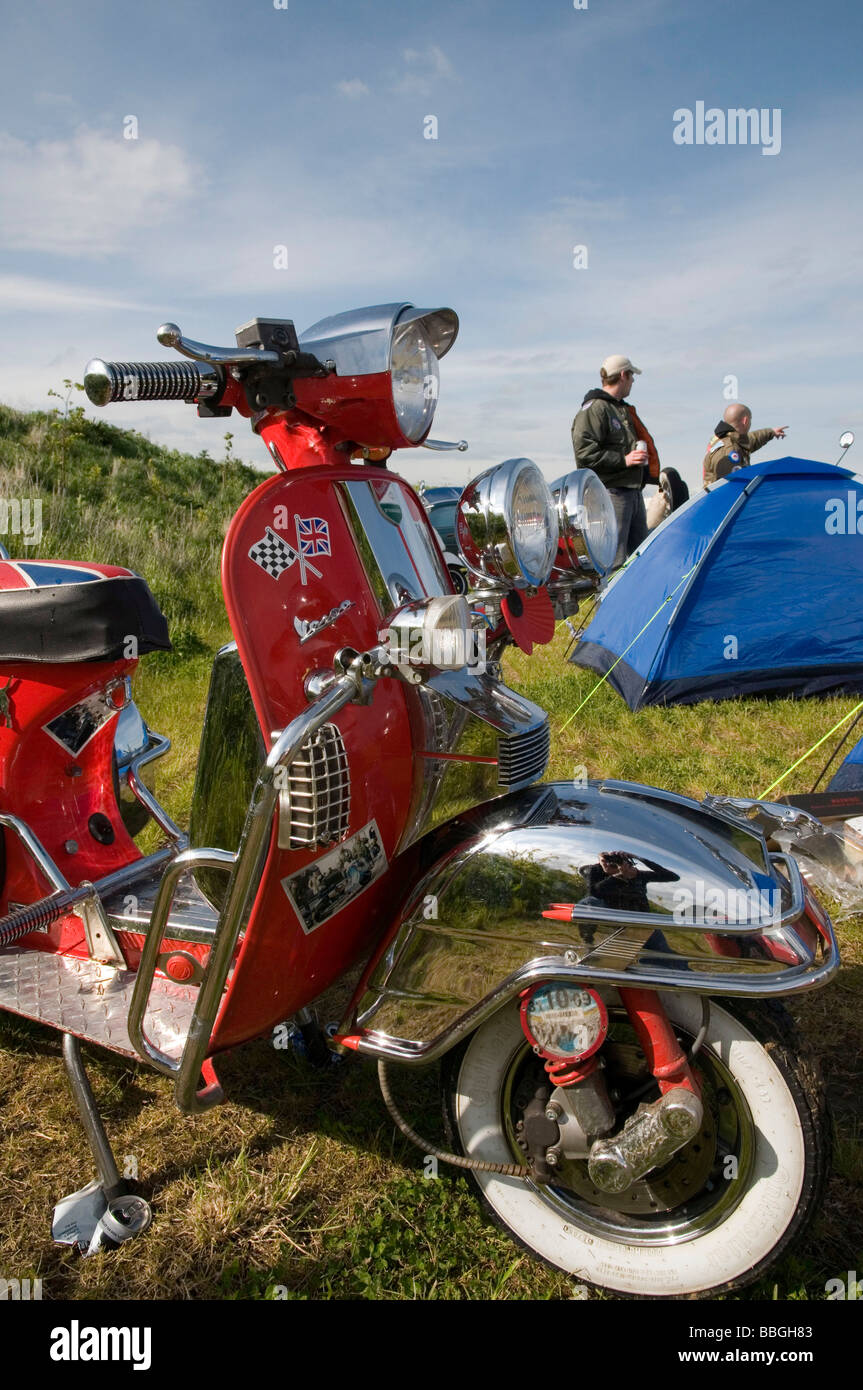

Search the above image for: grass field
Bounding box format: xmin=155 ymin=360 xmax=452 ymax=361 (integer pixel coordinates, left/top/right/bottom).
xmin=0 ymin=402 xmax=860 ymax=1301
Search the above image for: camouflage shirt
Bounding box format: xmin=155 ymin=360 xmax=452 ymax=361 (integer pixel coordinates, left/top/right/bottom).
xmin=702 ymin=425 xmax=775 ymax=487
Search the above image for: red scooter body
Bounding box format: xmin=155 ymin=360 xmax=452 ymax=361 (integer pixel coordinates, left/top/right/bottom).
xmin=0 ymin=304 xmax=838 ymax=1298
xmin=0 ymin=560 xmax=151 ymax=957
xmin=212 ymin=442 xmax=437 ymax=1048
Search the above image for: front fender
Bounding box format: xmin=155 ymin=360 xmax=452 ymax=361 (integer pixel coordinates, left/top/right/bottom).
xmin=337 ymin=780 xmax=838 ymax=1063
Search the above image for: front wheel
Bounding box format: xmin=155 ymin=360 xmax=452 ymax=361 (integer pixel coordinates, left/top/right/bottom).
xmin=442 ymin=994 xmax=828 ymax=1298
xmin=659 ymin=466 xmax=689 ymax=511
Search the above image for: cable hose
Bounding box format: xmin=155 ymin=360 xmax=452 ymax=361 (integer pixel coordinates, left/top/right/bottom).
xmin=377 ymin=1060 xmax=529 ymax=1178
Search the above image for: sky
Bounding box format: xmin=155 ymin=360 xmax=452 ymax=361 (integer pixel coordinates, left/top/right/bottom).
xmin=2 ymin=0 xmax=862 ymax=493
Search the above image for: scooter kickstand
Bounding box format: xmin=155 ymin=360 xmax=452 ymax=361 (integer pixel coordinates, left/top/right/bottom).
xmin=51 ymin=1033 xmax=152 ymax=1256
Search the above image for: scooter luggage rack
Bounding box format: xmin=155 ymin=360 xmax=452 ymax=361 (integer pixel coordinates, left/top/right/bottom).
xmin=123 ymin=730 xmax=188 ymax=847
xmin=128 ymin=657 xmax=373 ymax=1113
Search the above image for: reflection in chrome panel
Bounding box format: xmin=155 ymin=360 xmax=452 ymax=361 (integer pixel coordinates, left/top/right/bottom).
xmin=343 ymin=781 xmax=837 ymax=1059
xmin=189 ymin=643 xmax=264 ymax=909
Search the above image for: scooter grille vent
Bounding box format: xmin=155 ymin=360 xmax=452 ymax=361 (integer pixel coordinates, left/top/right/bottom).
xmin=279 ymin=722 xmax=351 ymax=849
xmin=498 ymin=720 xmax=550 ymax=788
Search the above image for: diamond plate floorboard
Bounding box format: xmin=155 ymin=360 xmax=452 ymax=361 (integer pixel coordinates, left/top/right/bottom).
xmin=0 ymin=947 xmax=197 ymax=1062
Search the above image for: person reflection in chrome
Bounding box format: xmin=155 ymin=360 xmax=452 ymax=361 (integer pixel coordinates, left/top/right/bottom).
xmin=581 ymin=851 xmax=678 ymax=914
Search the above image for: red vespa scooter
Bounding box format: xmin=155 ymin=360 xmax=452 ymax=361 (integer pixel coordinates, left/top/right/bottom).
xmin=0 ymin=302 xmax=838 ymax=1294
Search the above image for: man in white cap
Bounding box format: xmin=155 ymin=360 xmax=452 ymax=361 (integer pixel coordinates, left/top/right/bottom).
xmin=571 ymin=355 xmax=653 ymax=569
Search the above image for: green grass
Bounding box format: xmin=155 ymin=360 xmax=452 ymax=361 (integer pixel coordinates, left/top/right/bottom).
xmin=0 ymin=400 xmax=860 ymax=1300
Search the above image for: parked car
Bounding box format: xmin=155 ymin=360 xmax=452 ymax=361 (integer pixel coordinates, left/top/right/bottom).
xmin=419 ymin=487 xmax=470 ymax=593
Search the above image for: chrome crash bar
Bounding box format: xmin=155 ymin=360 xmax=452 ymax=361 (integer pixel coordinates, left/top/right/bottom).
xmin=124 ymin=732 xmax=187 ymax=847
xmin=346 ymin=922 xmax=840 ymax=1068
xmin=128 ymin=656 xmax=376 ymax=1113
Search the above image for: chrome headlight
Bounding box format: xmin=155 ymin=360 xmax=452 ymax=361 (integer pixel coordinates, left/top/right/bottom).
xmin=390 ymin=315 xmax=439 ymax=443
xmin=457 ymin=459 xmax=558 ymax=588
xmin=551 ymin=470 xmax=618 ymax=577
xmin=296 ymin=302 xmax=458 ymax=449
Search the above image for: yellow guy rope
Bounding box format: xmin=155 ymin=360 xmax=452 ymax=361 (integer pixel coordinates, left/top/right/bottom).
xmin=759 ymin=698 xmax=863 ymax=799
xmin=558 ymin=565 xmax=697 ymax=735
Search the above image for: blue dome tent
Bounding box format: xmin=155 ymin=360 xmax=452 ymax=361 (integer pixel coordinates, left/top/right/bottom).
xmin=570 ymin=457 xmax=863 ymax=709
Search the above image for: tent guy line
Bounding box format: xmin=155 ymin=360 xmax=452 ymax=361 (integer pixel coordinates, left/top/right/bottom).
xmin=558 ymin=564 xmax=698 ymax=735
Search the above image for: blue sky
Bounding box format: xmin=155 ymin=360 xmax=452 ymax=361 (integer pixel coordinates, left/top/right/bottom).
xmin=2 ymin=0 xmax=862 ymax=491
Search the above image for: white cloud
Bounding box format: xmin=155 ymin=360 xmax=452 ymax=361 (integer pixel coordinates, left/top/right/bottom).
xmin=336 ymin=79 xmax=370 ymax=98
xmin=0 ymin=274 xmax=150 ymax=314
xmin=393 ymin=44 xmax=456 ymax=96
xmin=0 ymin=128 xmax=199 ymax=256
xmin=404 ymin=45 xmax=454 ymax=78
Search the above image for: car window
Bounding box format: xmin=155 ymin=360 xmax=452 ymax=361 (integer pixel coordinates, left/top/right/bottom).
xmin=430 ymin=502 xmax=457 ymax=533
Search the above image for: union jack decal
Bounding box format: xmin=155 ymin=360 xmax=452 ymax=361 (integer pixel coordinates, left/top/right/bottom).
xmin=296 ymin=516 xmax=331 ymax=557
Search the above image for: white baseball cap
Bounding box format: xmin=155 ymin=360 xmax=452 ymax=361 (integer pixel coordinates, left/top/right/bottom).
xmin=601 ymin=355 xmax=641 ymax=376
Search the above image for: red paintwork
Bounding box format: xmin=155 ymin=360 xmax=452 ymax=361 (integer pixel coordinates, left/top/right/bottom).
xmin=618 ymin=987 xmax=701 ymax=1098
xmin=293 ymin=370 xmax=412 ymax=451
xmin=209 ymin=420 xmax=445 ymax=1051
xmin=117 ymin=932 xmax=210 ymax=972
xmin=0 ymin=373 xmax=460 ymax=1051
xmin=0 ymin=657 xmax=143 ymax=953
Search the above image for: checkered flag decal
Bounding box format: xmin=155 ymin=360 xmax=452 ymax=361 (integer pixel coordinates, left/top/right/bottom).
xmin=248 ymin=527 xmax=297 ymax=580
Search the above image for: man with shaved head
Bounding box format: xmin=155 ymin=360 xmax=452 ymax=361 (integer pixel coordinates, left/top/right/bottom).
xmin=702 ymin=404 xmax=787 ymax=486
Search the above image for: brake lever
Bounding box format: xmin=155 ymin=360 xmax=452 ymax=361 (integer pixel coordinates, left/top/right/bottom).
xmin=157 ymin=322 xmax=281 ymax=368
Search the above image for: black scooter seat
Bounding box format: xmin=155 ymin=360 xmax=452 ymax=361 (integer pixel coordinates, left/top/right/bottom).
xmin=0 ymin=560 xmax=170 ymax=663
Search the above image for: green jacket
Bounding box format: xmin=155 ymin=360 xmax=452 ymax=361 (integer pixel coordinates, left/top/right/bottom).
xmin=702 ymin=426 xmax=775 ymax=486
xmin=571 ymin=390 xmax=642 ymax=489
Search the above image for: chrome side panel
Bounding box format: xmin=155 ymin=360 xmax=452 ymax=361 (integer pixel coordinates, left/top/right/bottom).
xmin=398 ymin=673 xmax=551 ymax=852
xmin=341 ymin=781 xmax=838 ymax=1061
xmin=188 ymin=643 xmax=265 ymax=909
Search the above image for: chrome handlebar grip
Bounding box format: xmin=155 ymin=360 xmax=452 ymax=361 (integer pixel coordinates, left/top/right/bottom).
xmin=83 ymin=358 xmax=223 ymax=406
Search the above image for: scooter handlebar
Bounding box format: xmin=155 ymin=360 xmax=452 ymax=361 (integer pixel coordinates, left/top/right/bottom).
xmin=83 ymin=358 xmax=224 ymax=407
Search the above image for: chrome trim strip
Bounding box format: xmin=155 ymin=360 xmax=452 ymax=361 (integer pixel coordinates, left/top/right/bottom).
xmin=127 ymin=847 xmax=236 ymax=1076
xmin=173 ymin=667 xmax=372 ymax=1112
